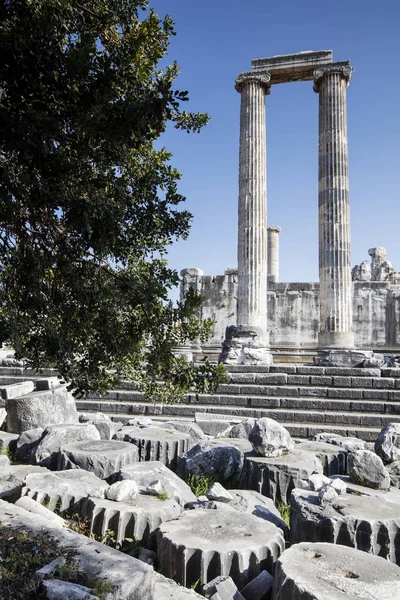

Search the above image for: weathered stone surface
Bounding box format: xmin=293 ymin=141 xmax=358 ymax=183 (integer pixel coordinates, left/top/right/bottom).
xmin=15 ymin=496 xmax=66 ymax=527
xmin=57 ymin=439 xmax=139 ymax=480
xmin=375 ymin=423 xmax=400 ymax=464
xmin=22 ymin=470 xmax=108 ymax=513
xmin=243 ymin=449 xmax=323 ymax=504
xmin=158 ymin=420 xmax=206 ymax=442
xmin=313 ymin=432 xmax=368 ymax=452
xmin=35 ymin=556 xmax=66 ymax=580
xmin=15 ymin=427 xmax=44 ymax=462
xmin=33 ymin=423 xmax=101 ymax=468
xmin=227 ymin=490 xmax=288 ymax=535
xmin=290 ymin=488 xmax=400 ymax=564
xmin=203 ymin=575 xmax=245 ymax=600
xmin=179 ymin=441 xmax=244 ymax=485
xmin=329 ymin=478 xmax=347 ymax=495
xmin=206 ymin=482 xmax=234 ymax=503
xmin=210 ymin=437 xmax=253 ymax=454
xmin=6 ymin=385 xmax=79 ymax=433
xmin=318 ymin=484 xmax=338 ymax=503
xmin=114 ymin=460 xmax=196 ymax=506
xmin=115 ymin=426 xmax=191 ymax=470
xmin=295 ymin=441 xmax=347 ymax=476
xmin=241 ymin=570 xmax=274 ymax=600
xmin=146 ymin=479 xmax=166 ymax=497
xmin=41 ymin=580 xmax=100 ymax=600
xmin=156 ymin=509 xmax=285 ymax=589
xmin=386 ymin=461 xmax=400 ymax=488
xmin=0 ymin=380 xmax=34 ymax=399
xmin=0 ymin=430 xmax=19 ymax=451
xmin=229 ymin=418 xmax=256 ymax=440
xmin=0 ymin=455 xmax=10 ymax=466
xmin=348 ymin=449 xmax=390 ymax=489
xmin=272 ymin=542 xmax=400 ymax=600
xmin=309 ymin=474 xmax=330 ymax=491
xmin=249 ymin=418 xmax=294 ymax=458
xmin=82 ymin=493 xmax=182 ymax=547
xmin=153 ymin=572 xmax=204 ymax=600
xmin=0 ymin=499 xmax=154 ymax=600
xmin=0 ymin=464 xmax=49 ymax=501
xmin=105 ymin=480 xmax=138 ymax=502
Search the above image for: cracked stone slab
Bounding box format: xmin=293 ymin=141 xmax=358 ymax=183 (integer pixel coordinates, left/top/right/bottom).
xmin=57 ymin=439 xmax=139 ymax=480
xmin=114 ymin=426 xmax=191 ymax=470
xmin=82 ymin=492 xmax=182 ymax=547
xmin=290 ymin=487 xmax=400 ymax=564
xmin=156 ymin=509 xmax=285 ymax=589
xmin=242 ymin=449 xmax=323 ymax=504
xmin=22 ymin=469 xmax=108 ymax=513
xmin=114 ymin=460 xmax=196 ymax=506
xmin=272 ymin=542 xmax=400 ymax=600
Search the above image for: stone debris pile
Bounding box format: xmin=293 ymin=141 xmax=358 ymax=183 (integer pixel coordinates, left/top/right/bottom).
xmin=2 ymin=374 xmax=400 ymax=599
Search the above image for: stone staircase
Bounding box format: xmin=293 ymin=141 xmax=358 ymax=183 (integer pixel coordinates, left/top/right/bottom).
xmin=1 ymin=364 xmax=400 ymax=442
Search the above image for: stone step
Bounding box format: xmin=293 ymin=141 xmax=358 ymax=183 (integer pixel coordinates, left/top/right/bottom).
xmin=215 ymin=383 xmax=400 ymax=400
xmin=228 ymin=365 xmax=385 ymax=377
xmin=75 ymin=399 xmax=392 ymax=428
xmin=76 ymin=404 xmax=381 ymax=442
xmin=227 ymin=372 xmax=400 ymax=389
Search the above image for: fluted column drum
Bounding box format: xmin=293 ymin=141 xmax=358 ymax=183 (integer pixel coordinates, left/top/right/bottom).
xmin=235 ymin=72 xmax=271 ymax=336
xmin=314 ymin=64 xmax=355 ymax=349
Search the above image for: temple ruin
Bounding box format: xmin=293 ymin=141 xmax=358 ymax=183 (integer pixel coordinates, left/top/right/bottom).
xmin=180 ymin=51 xmax=400 ymax=364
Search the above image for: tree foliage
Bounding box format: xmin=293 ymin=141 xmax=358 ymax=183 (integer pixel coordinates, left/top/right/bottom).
xmin=0 ymin=0 xmax=225 ymax=398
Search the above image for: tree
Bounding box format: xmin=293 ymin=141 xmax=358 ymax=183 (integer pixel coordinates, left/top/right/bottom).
xmin=0 ymin=0 xmax=225 ymax=398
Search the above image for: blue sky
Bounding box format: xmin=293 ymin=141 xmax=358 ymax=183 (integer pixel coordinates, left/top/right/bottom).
xmin=149 ymin=0 xmax=399 ymax=299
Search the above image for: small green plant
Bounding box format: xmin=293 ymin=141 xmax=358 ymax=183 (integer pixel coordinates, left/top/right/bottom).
xmin=357 ymin=475 xmax=366 ymax=487
xmin=186 ymin=473 xmax=217 ymax=497
xmin=52 ymin=560 xmax=112 ymax=599
xmin=0 ymin=444 xmax=14 ymax=461
xmin=155 ymin=489 xmax=169 ymax=501
xmin=277 ymin=502 xmax=290 ymax=529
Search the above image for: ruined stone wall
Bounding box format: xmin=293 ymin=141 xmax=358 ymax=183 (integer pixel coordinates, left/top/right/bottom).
xmin=184 ymin=273 xmax=400 ymax=352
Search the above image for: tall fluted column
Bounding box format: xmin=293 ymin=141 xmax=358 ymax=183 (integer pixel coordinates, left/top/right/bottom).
xmin=235 ymin=72 xmax=271 ymax=337
xmin=314 ymin=64 xmax=354 ymax=350
xmin=267 ymin=226 xmax=281 ymax=284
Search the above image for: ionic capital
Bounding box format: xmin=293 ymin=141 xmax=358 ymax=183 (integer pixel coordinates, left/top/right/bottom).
xmin=235 ymin=71 xmax=271 ymax=94
xmin=313 ymin=64 xmax=353 ymax=93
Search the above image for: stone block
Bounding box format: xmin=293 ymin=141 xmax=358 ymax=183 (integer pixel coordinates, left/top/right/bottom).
xmin=33 ymin=423 xmax=101 ymax=468
xmin=15 ymin=496 xmax=66 ymax=528
xmin=114 ymin=426 xmax=191 ymax=469
xmin=296 ymin=367 xmax=325 ymax=375
xmin=296 ymin=441 xmax=347 ymax=475
xmin=290 ymin=488 xmax=400 ymax=565
xmin=179 ymin=441 xmax=244 ymax=485
xmin=35 ymin=377 xmax=62 ymax=391
xmin=255 ymin=374 xmax=287 ymax=385
xmin=83 ymin=493 xmax=182 ymax=547
xmin=0 ymin=380 xmax=34 ymax=400
xmin=332 ymin=376 xmax=351 ymax=387
xmin=241 ymin=570 xmax=273 ymax=600
xmin=351 ymin=376 xmax=373 ymax=388
xmin=23 ymin=469 xmax=108 ymax=513
xmin=249 ymin=418 xmax=294 ymax=458
xmin=6 ymin=385 xmax=79 ymax=433
xmin=309 ymin=376 xmax=332 ymax=386
xmin=0 ymin=407 xmax=6 ymax=428
xmin=374 ymin=378 xmax=396 ymax=389
xmin=0 ymin=464 xmax=49 ymax=501
xmin=57 ymin=439 xmax=139 ymax=480
xmin=203 ymin=576 xmax=245 ymax=600
xmin=41 ymin=580 xmax=99 ymax=599
xmin=242 ymin=449 xmax=323 ymax=504
xmin=328 ymin=388 xmax=362 ymax=399
xmin=15 ymin=427 xmax=44 ymax=462
xmin=269 ymin=366 xmax=296 ymax=374
xmin=388 ymin=391 xmax=400 ymax=401
xmin=272 ymin=542 xmax=400 ymax=600
xmin=0 ymin=430 xmax=19 ymax=451
xmin=156 ymin=510 xmax=284 ymax=589
xmin=286 ymin=374 xmax=310 ymax=385
xmin=375 ymin=423 xmax=400 ymax=463
xmin=363 ymin=389 xmax=389 ymax=400
xmin=348 ymin=449 xmax=390 ymax=489
xmin=299 ymin=387 xmax=327 ymax=397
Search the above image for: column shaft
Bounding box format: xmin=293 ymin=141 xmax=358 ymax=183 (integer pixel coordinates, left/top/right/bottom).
xmin=314 ymin=64 xmax=354 ymax=349
xmin=236 ymin=73 xmax=270 ymax=335
xmin=267 ymin=226 xmax=280 ymax=284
